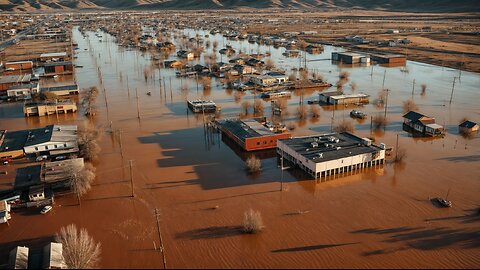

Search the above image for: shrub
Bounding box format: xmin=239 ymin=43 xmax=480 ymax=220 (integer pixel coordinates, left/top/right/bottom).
xmin=334 ymin=120 xmax=355 ymax=133
xmin=373 ymin=115 xmax=388 ymax=130
xmin=310 ymin=105 xmax=320 ymax=118
xmin=242 ymin=209 xmax=264 ymax=234
xmin=253 ymin=99 xmax=264 ymax=116
xmin=402 ymin=99 xmax=418 ymax=113
xmin=297 ymin=105 xmax=307 ymax=120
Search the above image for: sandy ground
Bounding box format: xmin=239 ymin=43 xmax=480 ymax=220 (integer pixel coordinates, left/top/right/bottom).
xmin=0 ymin=26 xmax=479 ymax=269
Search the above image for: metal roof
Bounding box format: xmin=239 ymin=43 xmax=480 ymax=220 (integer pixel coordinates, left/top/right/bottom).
xmin=279 ymin=132 xmax=383 ymax=163
xmin=0 ymin=74 xmax=32 ymax=84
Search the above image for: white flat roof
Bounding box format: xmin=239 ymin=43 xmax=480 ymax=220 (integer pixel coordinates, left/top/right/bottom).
xmin=40 ymin=52 xmax=67 ymax=58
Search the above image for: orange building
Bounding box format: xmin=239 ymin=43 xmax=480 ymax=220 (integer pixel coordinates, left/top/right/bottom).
xmin=217 ymin=118 xmax=291 ymax=151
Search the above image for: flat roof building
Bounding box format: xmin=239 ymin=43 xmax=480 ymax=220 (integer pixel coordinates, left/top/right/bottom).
xmin=43 ymin=242 xmax=66 ymax=269
xmin=332 ymin=51 xmax=370 ymax=64
xmin=277 ymin=132 xmax=386 ymax=179
xmin=9 ymin=246 xmax=29 ymax=269
xmin=23 ymin=100 xmax=77 ymax=117
xmin=217 ymin=118 xmax=291 ymax=151
xmin=319 ymin=91 xmax=370 ymax=105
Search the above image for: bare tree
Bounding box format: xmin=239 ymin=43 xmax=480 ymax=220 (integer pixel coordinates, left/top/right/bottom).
xmin=336 ymin=71 xmax=350 ymax=92
xmin=233 ymin=91 xmax=244 ymax=103
xmin=212 ymin=40 xmax=218 ymax=49
xmin=297 ymin=105 xmax=307 ymax=120
xmin=253 ymin=99 xmax=264 ymax=116
xmin=373 ymin=115 xmax=388 ymax=130
xmin=374 ymin=89 xmax=387 ymax=108
xmin=310 ymin=105 xmax=320 ymax=119
xmin=242 ymin=209 xmax=264 ymax=234
xmin=40 ymin=91 xmax=58 ymax=101
xmin=245 ymin=156 xmax=261 ymax=173
xmin=402 ymin=99 xmax=418 ymax=113
xmin=421 ymin=84 xmax=427 ymax=96
xmin=81 ymin=87 xmax=99 ymax=116
xmin=55 ymin=224 xmax=101 ymax=269
xmin=350 ymin=82 xmax=357 ymax=92
xmin=394 ymin=147 xmax=407 ymax=162
xmin=334 ymin=120 xmax=355 ymax=133
xmin=241 ymin=100 xmax=252 ymax=115
xmin=297 ymin=39 xmax=307 ymax=50
xmin=265 ymin=59 xmax=275 ymax=70
xmin=69 ymin=163 xmax=96 ymax=205
xmin=77 ymin=123 xmax=102 ymax=161
xmin=288 ymin=72 xmax=297 ymax=82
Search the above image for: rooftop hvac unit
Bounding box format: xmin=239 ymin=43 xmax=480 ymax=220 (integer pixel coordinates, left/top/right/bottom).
xmin=380 ymin=143 xmax=386 ymax=149
xmin=318 ymin=153 xmax=323 ymax=158
xmin=311 ymin=142 xmax=319 ymax=148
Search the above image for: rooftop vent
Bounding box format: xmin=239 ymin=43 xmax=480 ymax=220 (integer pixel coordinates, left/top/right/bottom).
xmin=311 ymin=142 xmax=319 ymax=148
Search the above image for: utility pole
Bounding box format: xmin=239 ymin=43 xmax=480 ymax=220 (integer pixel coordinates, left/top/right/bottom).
xmin=154 ymin=208 xmax=167 ymax=269
xmin=411 ymin=79 xmax=415 ymax=98
xmin=449 ymin=77 xmax=456 ymax=104
xmin=382 ymin=70 xmax=386 ymax=89
xmin=135 ymin=88 xmax=140 ymax=119
xmin=384 ymin=89 xmax=389 ymax=118
xmin=395 ymin=133 xmax=399 ymax=161
xmin=129 ymin=160 xmax=134 ymax=197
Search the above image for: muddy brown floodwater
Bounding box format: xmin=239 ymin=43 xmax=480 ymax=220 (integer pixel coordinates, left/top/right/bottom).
xmin=0 ymin=27 xmax=479 ymax=268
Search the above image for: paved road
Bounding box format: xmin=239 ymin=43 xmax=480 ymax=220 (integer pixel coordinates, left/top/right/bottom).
xmin=0 ymin=20 xmax=45 ymax=51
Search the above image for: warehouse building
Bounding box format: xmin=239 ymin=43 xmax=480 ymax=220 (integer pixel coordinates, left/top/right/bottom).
xmin=277 ymin=132 xmax=386 ymax=179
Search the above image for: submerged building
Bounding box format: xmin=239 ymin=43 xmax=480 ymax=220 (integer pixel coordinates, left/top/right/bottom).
xmin=277 ymin=132 xmax=386 ymax=179
xmin=217 ymin=118 xmax=291 ymax=151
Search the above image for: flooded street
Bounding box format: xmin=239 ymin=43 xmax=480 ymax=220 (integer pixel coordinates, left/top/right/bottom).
xmin=0 ymin=26 xmax=478 ymax=268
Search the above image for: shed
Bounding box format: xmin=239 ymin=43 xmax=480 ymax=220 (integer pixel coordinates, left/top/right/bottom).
xmin=43 ymin=242 xmax=66 ymax=269
xmin=9 ymin=246 xmax=29 ymax=269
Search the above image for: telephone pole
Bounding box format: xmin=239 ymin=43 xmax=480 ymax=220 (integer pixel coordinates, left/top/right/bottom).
xmin=129 ymin=160 xmax=134 ymax=197
xmin=449 ymin=77 xmax=456 ymax=104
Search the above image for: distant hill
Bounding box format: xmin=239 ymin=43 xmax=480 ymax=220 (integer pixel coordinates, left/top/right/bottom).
xmin=1 ymin=0 xmax=479 ymax=12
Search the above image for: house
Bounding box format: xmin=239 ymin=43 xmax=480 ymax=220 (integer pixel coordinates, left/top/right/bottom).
xmin=176 ymin=50 xmax=194 ymax=59
xmin=217 ymin=118 xmax=291 ymax=151
xmin=23 ymin=100 xmax=77 ymax=117
xmin=345 ymin=35 xmax=369 ymax=44
xmin=40 ymin=84 xmax=79 ymax=96
xmin=28 ymin=184 xmax=45 ymax=202
xmin=319 ymin=91 xmax=370 ymax=105
xmin=9 ymin=246 xmax=29 ymax=269
xmin=39 ymin=52 xmax=68 ymax=62
xmin=0 ymin=74 xmax=32 ymax=98
xmin=14 ymin=158 xmax=85 ymax=191
xmin=305 ymin=45 xmax=322 ymax=54
xmin=43 ymin=243 xmax=66 ymax=269
xmin=245 ymin=58 xmax=264 ymax=67
xmin=459 ymin=120 xmax=479 ymax=133
xmin=233 ymin=64 xmax=257 ymax=75
xmin=0 ymin=200 xmax=11 ymax=224
xmin=277 ymin=132 xmax=386 ymax=179
xmin=40 ymin=61 xmax=74 ymax=75
xmin=4 ymin=61 xmax=34 ymax=74
xmin=386 ymin=29 xmax=400 ymax=34
xmin=370 ymin=53 xmax=406 ymax=65
xmin=23 ymin=125 xmax=78 ymax=156
xmin=164 ymin=60 xmax=184 ymax=68
xmin=248 ymin=74 xmax=288 ymax=87
xmin=0 ymin=129 xmax=28 ymax=159
xmin=332 ymin=52 xmax=370 ymax=64
xmin=403 ymin=111 xmax=445 ymax=137
xmin=7 ymin=83 xmax=40 ymax=100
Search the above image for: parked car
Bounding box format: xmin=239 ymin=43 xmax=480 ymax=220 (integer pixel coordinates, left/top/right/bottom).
xmin=41 ymin=205 xmax=52 ymax=214
xmin=350 ymin=110 xmax=367 ymax=119
xmin=54 ymin=155 xmax=67 ymax=161
xmin=36 ymin=155 xmax=48 ymax=162
xmin=1 ymin=158 xmax=11 ymax=165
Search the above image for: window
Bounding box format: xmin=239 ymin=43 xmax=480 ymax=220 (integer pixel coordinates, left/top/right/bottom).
xmin=35 ymin=147 xmax=39 ymax=151
xmin=64 ymin=143 xmax=67 ymax=147
xmin=257 ymin=142 xmax=260 ymax=145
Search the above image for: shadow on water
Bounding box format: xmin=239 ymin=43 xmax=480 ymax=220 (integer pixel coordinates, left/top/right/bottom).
xmin=351 ymin=225 xmax=480 ymax=256
xmin=175 ymin=226 xmax=244 ymax=240
xmin=272 ymin=242 xmax=360 ymax=253
xmin=425 ymin=208 xmax=480 ymax=224
xmin=436 ymin=155 xmax=480 ymax=163
xmin=137 ymin=127 xmax=303 ymax=191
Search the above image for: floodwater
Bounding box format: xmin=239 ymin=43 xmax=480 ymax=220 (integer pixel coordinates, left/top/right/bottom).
xmin=0 ymin=26 xmax=478 ymax=268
